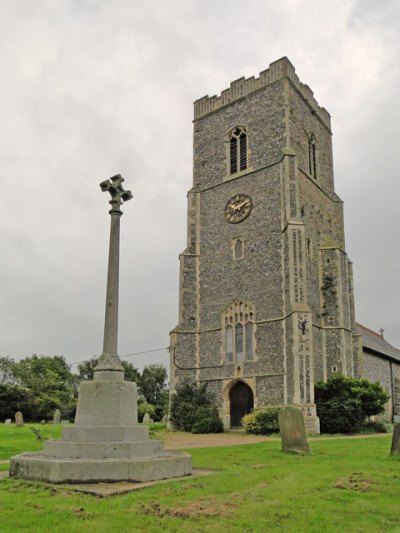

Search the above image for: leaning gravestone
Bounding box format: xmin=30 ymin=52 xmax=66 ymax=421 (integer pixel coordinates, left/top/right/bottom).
xmin=390 ymin=423 xmax=400 ymax=455
xmin=53 ymin=409 xmax=61 ymax=424
xmin=142 ymin=413 xmax=151 ymax=424
xmin=278 ymin=406 xmax=310 ymax=454
xmin=15 ymin=412 xmax=24 ymax=427
xmin=5 ymin=419 xmax=11 ymax=425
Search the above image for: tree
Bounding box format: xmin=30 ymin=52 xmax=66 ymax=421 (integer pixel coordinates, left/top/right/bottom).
xmin=77 ymin=357 xmax=98 ymax=381
xmin=139 ymin=364 xmax=169 ymax=421
xmin=0 ymin=355 xmax=79 ymax=421
xmin=13 ymin=355 xmax=78 ymax=420
xmin=315 ymin=375 xmax=390 ymax=434
xmin=170 ymin=382 xmax=223 ymax=433
xmin=0 ymin=357 xmax=18 ymax=385
xmin=0 ymin=384 xmax=34 ymax=420
xmin=77 ymin=357 xmax=140 ymax=383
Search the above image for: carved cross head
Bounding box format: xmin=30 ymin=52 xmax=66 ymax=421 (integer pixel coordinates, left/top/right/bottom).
xmin=100 ymin=174 xmax=133 ymax=213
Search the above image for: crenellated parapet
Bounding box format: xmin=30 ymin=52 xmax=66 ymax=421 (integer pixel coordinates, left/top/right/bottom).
xmin=194 ymin=56 xmax=331 ymax=129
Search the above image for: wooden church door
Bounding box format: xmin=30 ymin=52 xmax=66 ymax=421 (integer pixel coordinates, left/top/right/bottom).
xmin=229 ymin=381 xmax=254 ymax=428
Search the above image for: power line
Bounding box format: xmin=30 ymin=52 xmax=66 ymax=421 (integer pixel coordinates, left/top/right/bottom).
xmin=68 ymin=346 xmax=169 ymax=366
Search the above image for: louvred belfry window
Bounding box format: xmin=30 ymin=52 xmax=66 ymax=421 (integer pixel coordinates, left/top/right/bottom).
xmin=229 ymin=127 xmax=247 ymax=175
xmin=223 ymin=300 xmax=254 ymax=362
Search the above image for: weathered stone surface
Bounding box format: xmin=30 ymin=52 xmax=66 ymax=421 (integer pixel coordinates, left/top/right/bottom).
xmin=15 ymin=412 xmax=24 ymax=427
xmin=10 ymin=377 xmax=192 ymax=483
xmin=53 ymin=409 xmax=61 ymax=424
xmin=75 ymin=381 xmax=138 ymax=426
xmin=278 ymin=406 xmax=309 ymax=454
xmin=390 ymin=423 xmax=400 ymax=455
xmin=10 ymin=452 xmax=192 ymax=484
xmin=142 ymin=413 xmax=150 ymax=424
xmin=5 ymin=419 xmax=11 ymax=425
xmin=170 ymin=57 xmax=368 ymax=433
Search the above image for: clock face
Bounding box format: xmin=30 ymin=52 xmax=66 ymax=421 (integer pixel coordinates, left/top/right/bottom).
xmin=224 ymin=194 xmax=253 ymax=224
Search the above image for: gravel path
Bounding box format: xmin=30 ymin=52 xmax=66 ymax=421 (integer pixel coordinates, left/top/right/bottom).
xmin=159 ymin=431 xmax=389 ymax=450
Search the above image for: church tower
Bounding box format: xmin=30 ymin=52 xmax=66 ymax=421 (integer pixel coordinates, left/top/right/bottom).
xmin=170 ymin=57 xmax=362 ymax=433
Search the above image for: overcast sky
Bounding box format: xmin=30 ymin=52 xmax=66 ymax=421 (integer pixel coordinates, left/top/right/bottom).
xmin=1 ymin=0 xmax=399 ymax=373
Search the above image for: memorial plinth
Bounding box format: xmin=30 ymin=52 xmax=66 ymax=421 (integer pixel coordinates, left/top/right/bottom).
xmin=10 ymin=377 xmax=191 ymax=483
xmin=10 ymin=175 xmax=191 ymax=483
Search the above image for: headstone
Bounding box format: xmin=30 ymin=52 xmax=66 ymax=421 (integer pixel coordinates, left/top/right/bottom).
xmin=149 ymin=418 xmax=154 ymax=424
xmin=15 ymin=412 xmax=24 ymax=427
xmin=53 ymin=409 xmax=61 ymax=424
xmin=142 ymin=413 xmax=151 ymax=424
xmin=61 ymin=420 xmax=69 ymax=424
xmin=40 ymin=420 xmax=46 ymax=425
xmin=162 ymin=415 xmax=168 ymax=424
xmin=278 ymin=406 xmax=309 ymax=454
xmin=5 ymin=419 xmax=11 ymax=425
xmin=390 ymin=423 xmax=400 ymax=455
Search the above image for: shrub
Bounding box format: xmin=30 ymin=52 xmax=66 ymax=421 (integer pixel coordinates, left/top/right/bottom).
xmin=315 ymin=375 xmax=390 ymax=434
xmin=242 ymin=407 xmax=281 ymax=435
xmin=137 ymin=402 xmax=156 ymax=422
xmin=170 ymin=382 xmax=224 ymax=433
xmin=361 ymin=421 xmax=393 ymax=434
xmin=192 ymin=414 xmax=224 ymax=434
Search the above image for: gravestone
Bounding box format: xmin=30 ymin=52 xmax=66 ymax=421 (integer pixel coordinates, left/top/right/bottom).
xmin=278 ymin=406 xmax=309 ymax=454
xmin=15 ymin=412 xmax=24 ymax=427
xmin=142 ymin=413 xmax=151 ymax=424
xmin=162 ymin=415 xmax=168 ymax=424
xmin=390 ymin=423 xmax=400 ymax=455
xmin=5 ymin=419 xmax=11 ymax=425
xmin=53 ymin=409 xmax=61 ymax=424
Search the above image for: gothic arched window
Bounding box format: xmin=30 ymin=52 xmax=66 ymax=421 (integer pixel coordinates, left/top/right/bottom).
xmin=308 ymin=135 xmax=317 ymax=179
xmin=223 ymin=300 xmax=254 ymax=362
xmin=229 ymin=127 xmax=247 ymax=175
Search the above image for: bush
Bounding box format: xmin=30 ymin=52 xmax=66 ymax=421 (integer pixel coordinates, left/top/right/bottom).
xmin=361 ymin=421 xmax=393 ymax=434
xmin=138 ymin=402 xmax=156 ymax=422
xmin=192 ymin=415 xmax=224 ymax=434
xmin=315 ymin=375 xmax=390 ymax=434
xmin=242 ymin=407 xmax=281 ymax=435
xmin=170 ymin=382 xmax=224 ymax=433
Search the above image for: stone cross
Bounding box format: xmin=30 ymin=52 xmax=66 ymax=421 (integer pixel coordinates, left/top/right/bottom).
xmin=94 ymin=174 xmax=132 ymax=381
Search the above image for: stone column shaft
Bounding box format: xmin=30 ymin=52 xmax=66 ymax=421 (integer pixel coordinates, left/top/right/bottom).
xmin=103 ymin=209 xmax=121 ymax=357
xmin=94 ymin=175 xmax=132 ymax=380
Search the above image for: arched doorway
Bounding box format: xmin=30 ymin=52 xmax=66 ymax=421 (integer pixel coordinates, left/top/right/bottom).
xmin=229 ymin=381 xmax=254 ymax=428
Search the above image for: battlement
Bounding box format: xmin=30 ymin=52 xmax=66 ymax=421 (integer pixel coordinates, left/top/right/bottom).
xmin=193 ymin=57 xmax=331 ymax=129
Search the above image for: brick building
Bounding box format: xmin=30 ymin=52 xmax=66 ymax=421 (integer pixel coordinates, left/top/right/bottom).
xmin=170 ymin=57 xmax=399 ymax=432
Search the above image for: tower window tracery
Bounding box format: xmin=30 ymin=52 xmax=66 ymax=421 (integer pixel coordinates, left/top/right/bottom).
xmin=229 ymin=127 xmax=248 ymax=175
xmin=223 ymin=301 xmax=254 ymax=362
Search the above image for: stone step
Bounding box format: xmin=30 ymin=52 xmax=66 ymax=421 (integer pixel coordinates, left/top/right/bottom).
xmin=43 ymin=439 xmax=165 ymax=459
xmin=10 ymin=451 xmax=192 ymax=483
xmin=62 ymin=425 xmax=149 ymax=442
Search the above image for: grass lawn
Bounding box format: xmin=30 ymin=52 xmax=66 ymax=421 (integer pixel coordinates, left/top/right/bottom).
xmin=0 ymin=425 xmax=400 ymax=532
